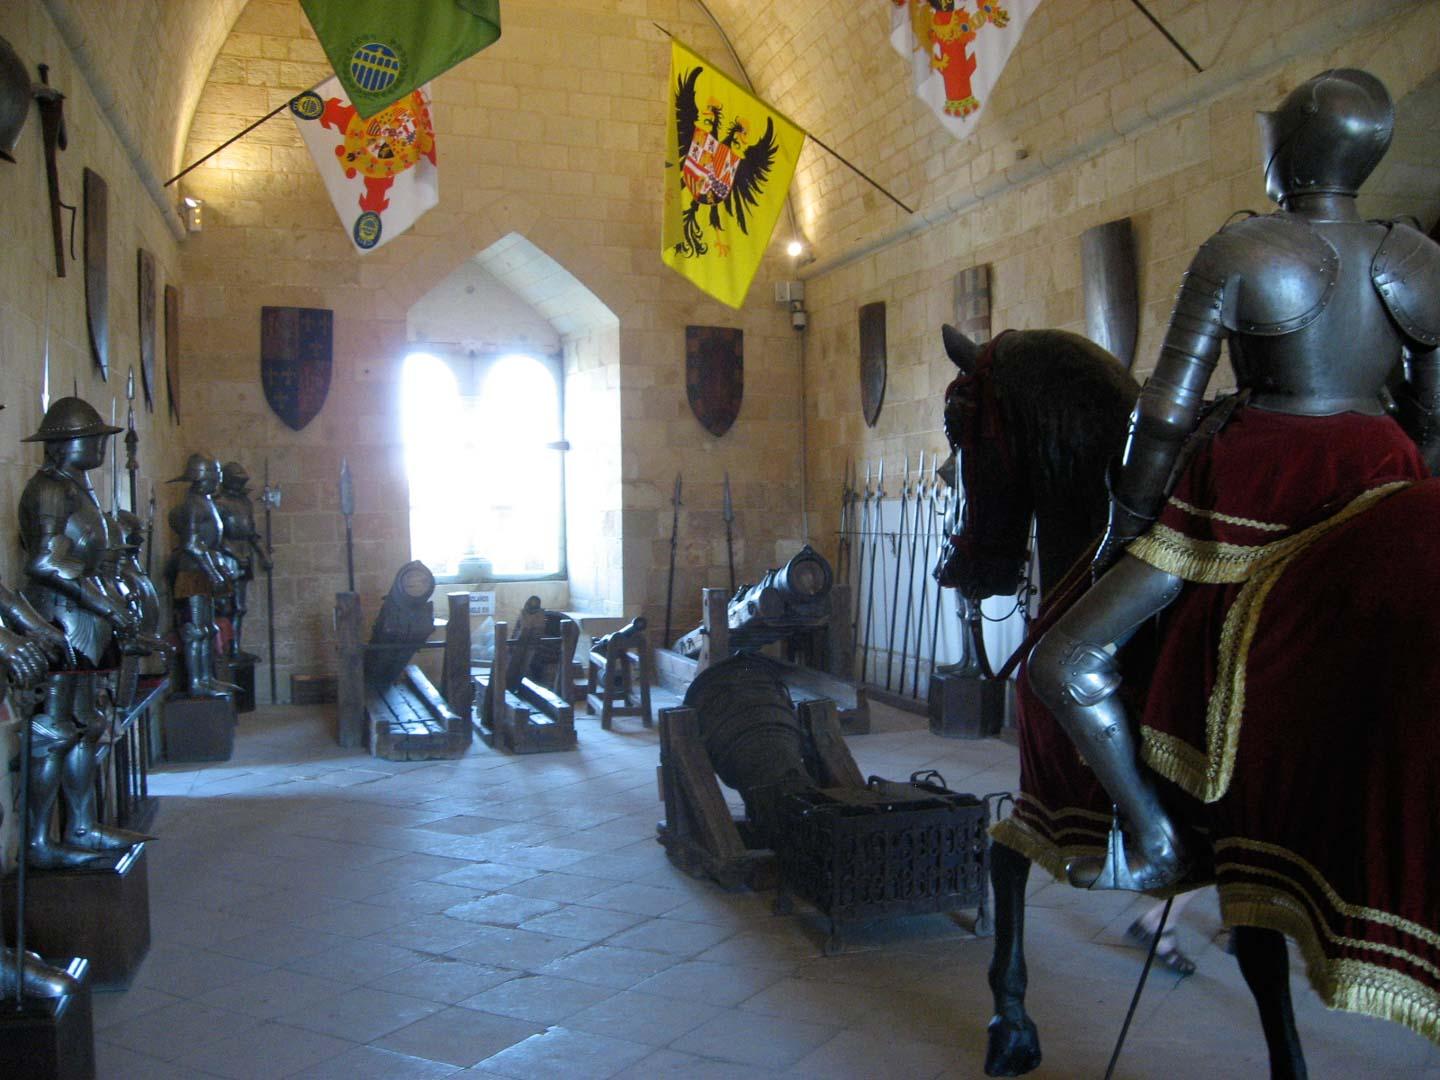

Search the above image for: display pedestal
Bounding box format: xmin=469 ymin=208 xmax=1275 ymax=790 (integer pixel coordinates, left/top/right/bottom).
xmin=0 ymin=957 xmax=95 ymax=1079
xmin=163 ymin=695 xmax=236 ymax=761
xmin=229 ymin=652 xmax=258 ymax=714
xmin=3 ymin=845 xmax=150 ymax=990
xmin=928 ymin=671 xmax=1008 ymax=738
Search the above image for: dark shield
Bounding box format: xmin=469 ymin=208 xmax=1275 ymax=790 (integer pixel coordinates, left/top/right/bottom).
xmin=859 ymin=301 xmax=886 ymax=428
xmin=83 ymin=167 xmax=109 ymax=380
xmin=953 ymin=264 xmax=992 ymax=344
xmin=164 ymin=284 xmax=180 ymax=422
xmin=686 ymin=325 xmax=743 ymax=437
xmin=261 ymin=306 xmax=333 ymax=431
xmin=137 ymin=248 xmax=156 ymax=411
xmin=1081 ymin=217 xmax=1139 ymax=370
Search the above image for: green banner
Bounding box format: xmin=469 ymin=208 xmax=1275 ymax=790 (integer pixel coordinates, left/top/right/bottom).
xmin=300 ymin=0 xmax=501 ymax=117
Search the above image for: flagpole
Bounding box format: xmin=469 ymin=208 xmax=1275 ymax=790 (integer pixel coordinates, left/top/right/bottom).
xmin=654 ymin=19 xmax=914 ymax=219
xmin=163 ymin=80 xmax=327 ymax=188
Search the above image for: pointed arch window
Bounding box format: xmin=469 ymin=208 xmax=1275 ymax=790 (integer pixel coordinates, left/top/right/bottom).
xmin=402 ymin=349 xmax=565 ymax=581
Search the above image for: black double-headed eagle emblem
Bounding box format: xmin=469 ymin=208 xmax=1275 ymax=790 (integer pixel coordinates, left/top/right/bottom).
xmin=672 ymin=66 xmax=780 ymax=259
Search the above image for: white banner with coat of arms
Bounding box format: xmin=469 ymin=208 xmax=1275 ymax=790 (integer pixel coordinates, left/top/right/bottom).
xmin=289 ymin=76 xmax=439 ymax=253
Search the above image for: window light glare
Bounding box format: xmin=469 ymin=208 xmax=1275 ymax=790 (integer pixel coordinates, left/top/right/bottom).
xmin=786 ymin=239 xmax=804 ymax=258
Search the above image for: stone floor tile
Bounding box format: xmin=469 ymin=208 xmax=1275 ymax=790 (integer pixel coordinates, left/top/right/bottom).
xmin=102 ymin=1000 xmax=263 ymax=1060
xmin=669 ymin=1008 xmax=840 ymax=1070
xmin=448 ymin=925 xmax=584 ymax=971
xmin=457 ymin=973 xmax=615 ymax=1024
xmin=91 ymin=984 xmax=182 ymax=1031
xmin=416 ymin=814 xmax=514 ymax=836
xmin=480 ymin=843 xmax=595 ymax=870
xmin=206 ymin=923 xmax=349 ymax=966
xmin=131 ymin=942 xmax=275 ymax=999
xmin=374 ymin=1006 xmax=544 ymax=1068
xmin=503 ymin=871 xmax=619 ymax=901
xmin=788 ymin=1027 xmax=957 ymax=1078
xmin=516 ymin=902 xmax=646 ymax=942
xmin=362 ymin=879 xmax=488 ymax=914
xmin=289 ymin=985 xmax=447 ymax=1041
xmin=539 ymin=944 xmax=680 ymax=989
xmin=296 ymin=898 xmax=415 ymax=937
xmin=195 ymin=966 xmax=353 ymax=1020
xmin=583 ymin=881 xmax=691 ymax=917
xmin=610 ymin=1048 xmax=783 ymax=1079
xmin=564 ymin=988 xmax=723 ymax=1045
xmin=371 ymin=913 xmax=491 ymax=954
xmin=629 ymin=960 xmax=786 ymax=1007
xmin=445 ymin=892 xmax=563 ymax=926
xmin=95 ymin=1039 xmax=221 ymax=1080
xmin=605 ymin=916 xmax=734 ymax=956
xmin=286 ymin=937 xmax=427 ymax=982
xmin=291 ymin=1043 xmax=462 ymax=1078
xmin=170 ymin=1019 xmax=355 ymax=1079
xmin=377 ymin=956 xmax=519 ymax=1003
xmin=472 ymin=1025 xmax=651 ymax=1079
xmin=432 ymin=861 xmax=543 ymax=891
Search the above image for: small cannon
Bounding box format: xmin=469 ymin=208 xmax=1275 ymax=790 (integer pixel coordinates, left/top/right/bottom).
xmin=673 ymin=545 xmax=834 ymax=658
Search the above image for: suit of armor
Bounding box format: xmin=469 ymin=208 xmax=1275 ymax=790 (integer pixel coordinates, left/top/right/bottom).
xmin=164 ymin=454 xmax=238 ymax=698
xmin=1028 ymin=69 xmax=1440 ymax=890
xmin=215 ymin=462 xmax=271 ymax=658
xmin=18 ymin=397 xmax=140 ymax=867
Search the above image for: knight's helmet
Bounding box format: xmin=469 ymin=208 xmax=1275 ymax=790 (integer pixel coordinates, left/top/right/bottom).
xmin=0 ymin=35 xmax=30 ymax=164
xmin=1259 ymin=69 xmax=1394 ymax=205
xmin=220 ymin=461 xmax=250 ymax=492
xmin=169 ymin=453 xmax=221 ymax=486
xmin=22 ymin=396 xmax=123 ymax=442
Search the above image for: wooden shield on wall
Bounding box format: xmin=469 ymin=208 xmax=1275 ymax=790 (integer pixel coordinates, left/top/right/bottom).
xmin=261 ymin=306 xmax=333 ymax=431
xmin=859 ymin=301 xmax=886 ymax=428
xmin=954 ymin=264 xmax=992 ymax=344
xmin=137 ymin=249 xmax=156 ymax=411
xmin=164 ymin=284 xmax=180 ymax=423
xmin=685 ymin=325 xmax=743 ymax=437
xmin=1081 ymin=217 xmax=1139 ymax=370
xmin=83 ymin=168 xmax=109 ymax=381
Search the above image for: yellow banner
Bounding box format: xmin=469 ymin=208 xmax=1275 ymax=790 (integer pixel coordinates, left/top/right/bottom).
xmin=662 ymin=40 xmax=805 ymax=309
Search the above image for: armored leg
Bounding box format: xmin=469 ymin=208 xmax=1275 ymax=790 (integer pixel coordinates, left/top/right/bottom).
xmin=230 ymin=578 xmax=248 ymax=657
xmin=182 ymin=595 xmax=238 ymax=698
xmin=1027 ymin=554 xmax=1188 ymax=891
xmin=26 ymin=676 xmax=107 ymax=869
xmin=60 ymin=672 xmax=136 ymax=852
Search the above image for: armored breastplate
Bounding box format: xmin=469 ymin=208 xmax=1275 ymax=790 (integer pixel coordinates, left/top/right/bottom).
xmin=217 ymin=494 xmax=257 ymax=569
xmin=1225 ymin=214 xmax=1408 ymax=415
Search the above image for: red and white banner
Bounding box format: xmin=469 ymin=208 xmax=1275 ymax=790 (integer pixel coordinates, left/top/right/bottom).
xmin=289 ymin=76 xmax=439 ymax=252
xmin=890 ymin=1 xmax=1041 ymax=140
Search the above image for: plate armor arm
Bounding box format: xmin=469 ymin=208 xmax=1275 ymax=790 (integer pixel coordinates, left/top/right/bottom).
xmin=1098 ymin=255 xmax=1226 ymax=567
xmin=25 ymin=518 xmax=134 ymax=630
xmin=0 ymin=581 xmax=68 ymax=654
xmin=1375 ymin=220 xmax=1440 ymax=473
xmin=1395 ymin=346 xmax=1440 ymax=474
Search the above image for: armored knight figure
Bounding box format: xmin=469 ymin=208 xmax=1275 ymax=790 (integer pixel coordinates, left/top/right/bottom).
xmin=115 ymin=509 xmax=161 ymax=640
xmin=215 ymin=461 xmax=272 ymax=657
xmin=1028 ymin=69 xmax=1440 ymax=891
xmin=165 ymin=453 xmax=239 ymax=697
xmin=19 ymin=397 xmax=143 ymax=866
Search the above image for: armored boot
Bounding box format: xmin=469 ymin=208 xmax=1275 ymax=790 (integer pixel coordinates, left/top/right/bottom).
xmin=26 ymin=677 xmax=107 ymax=869
xmin=1027 ymin=558 xmax=1190 ymax=892
xmin=62 ymin=674 xmax=146 ymax=852
xmin=229 ymin=579 xmax=248 ymax=658
xmin=182 ymin=596 xmax=239 ymax=697
xmin=0 ymin=947 xmax=84 ymax=999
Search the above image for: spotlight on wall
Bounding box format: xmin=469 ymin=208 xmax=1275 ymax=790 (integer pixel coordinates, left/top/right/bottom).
xmin=182 ymin=196 xmax=204 ymax=233
xmin=786 ymin=238 xmax=805 ymax=258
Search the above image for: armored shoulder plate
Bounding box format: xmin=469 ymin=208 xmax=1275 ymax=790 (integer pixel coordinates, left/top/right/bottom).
xmin=1193 ymin=213 xmax=1339 ymax=336
xmin=1372 ymin=221 xmax=1440 ymax=348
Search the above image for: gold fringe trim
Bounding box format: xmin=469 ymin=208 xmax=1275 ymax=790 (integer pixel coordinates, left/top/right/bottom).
xmin=1167 ymin=496 xmax=1289 ymax=532
xmin=1009 ymin=791 xmax=1113 ymax=827
xmin=1135 ymin=482 xmax=1411 ymax=802
xmin=1221 ymin=885 xmax=1440 ymax=1047
xmin=989 ymin=817 xmax=1104 ymax=884
xmin=1129 ymin=482 xmax=1410 ymax=585
xmin=1218 ymin=837 xmax=1440 ymax=952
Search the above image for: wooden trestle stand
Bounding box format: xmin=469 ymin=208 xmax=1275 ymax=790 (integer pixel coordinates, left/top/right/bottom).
xmin=473 ymin=618 xmax=578 ymax=753
xmin=586 ymin=628 xmax=652 ymax=731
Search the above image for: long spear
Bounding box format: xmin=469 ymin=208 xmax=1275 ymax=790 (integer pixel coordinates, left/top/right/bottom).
xmin=722 ymin=472 xmax=736 ymax=594
xmin=897 ymin=451 xmax=926 ymax=698
xmin=883 ymin=454 xmax=911 ymax=691
xmin=124 ymin=368 xmax=139 ymax=513
xmin=261 ymin=459 xmax=281 ymax=704
xmin=911 ymin=457 xmax=940 ymax=696
xmin=663 ymin=473 xmax=682 ymax=646
xmin=339 ymin=458 xmax=355 ymax=593
xmin=860 ymin=460 xmax=884 ymax=683
xmin=849 ymin=464 xmax=870 ymax=676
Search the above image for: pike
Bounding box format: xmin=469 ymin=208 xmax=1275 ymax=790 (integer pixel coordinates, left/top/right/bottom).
xmin=849 ymin=463 xmax=871 ymax=676
xmin=929 ymin=470 xmax=954 ymax=677
xmin=897 ymin=451 xmax=927 ymax=698
xmin=663 ymin=473 xmax=682 ymax=646
xmin=339 ymin=457 xmax=355 ymax=593
xmin=722 ymin=472 xmax=736 ymax=594
xmin=144 ymin=487 xmax=155 ymax=580
xmin=124 ymin=368 xmax=139 ymax=512
xmin=109 ymin=397 xmax=120 ymax=513
xmin=34 ymin=63 xmax=70 ymax=278
xmin=859 ymin=460 xmax=884 ymax=683
xmin=836 ymin=461 xmax=853 ymax=585
xmin=260 ymin=460 xmax=281 ymax=704
xmin=883 ymin=454 xmax=911 ymax=691
xmin=911 ymin=455 xmax=941 ymax=695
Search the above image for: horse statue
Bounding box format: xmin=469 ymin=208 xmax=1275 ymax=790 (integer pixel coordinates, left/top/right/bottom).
xmin=935 ymin=322 xmax=1440 ymax=1077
